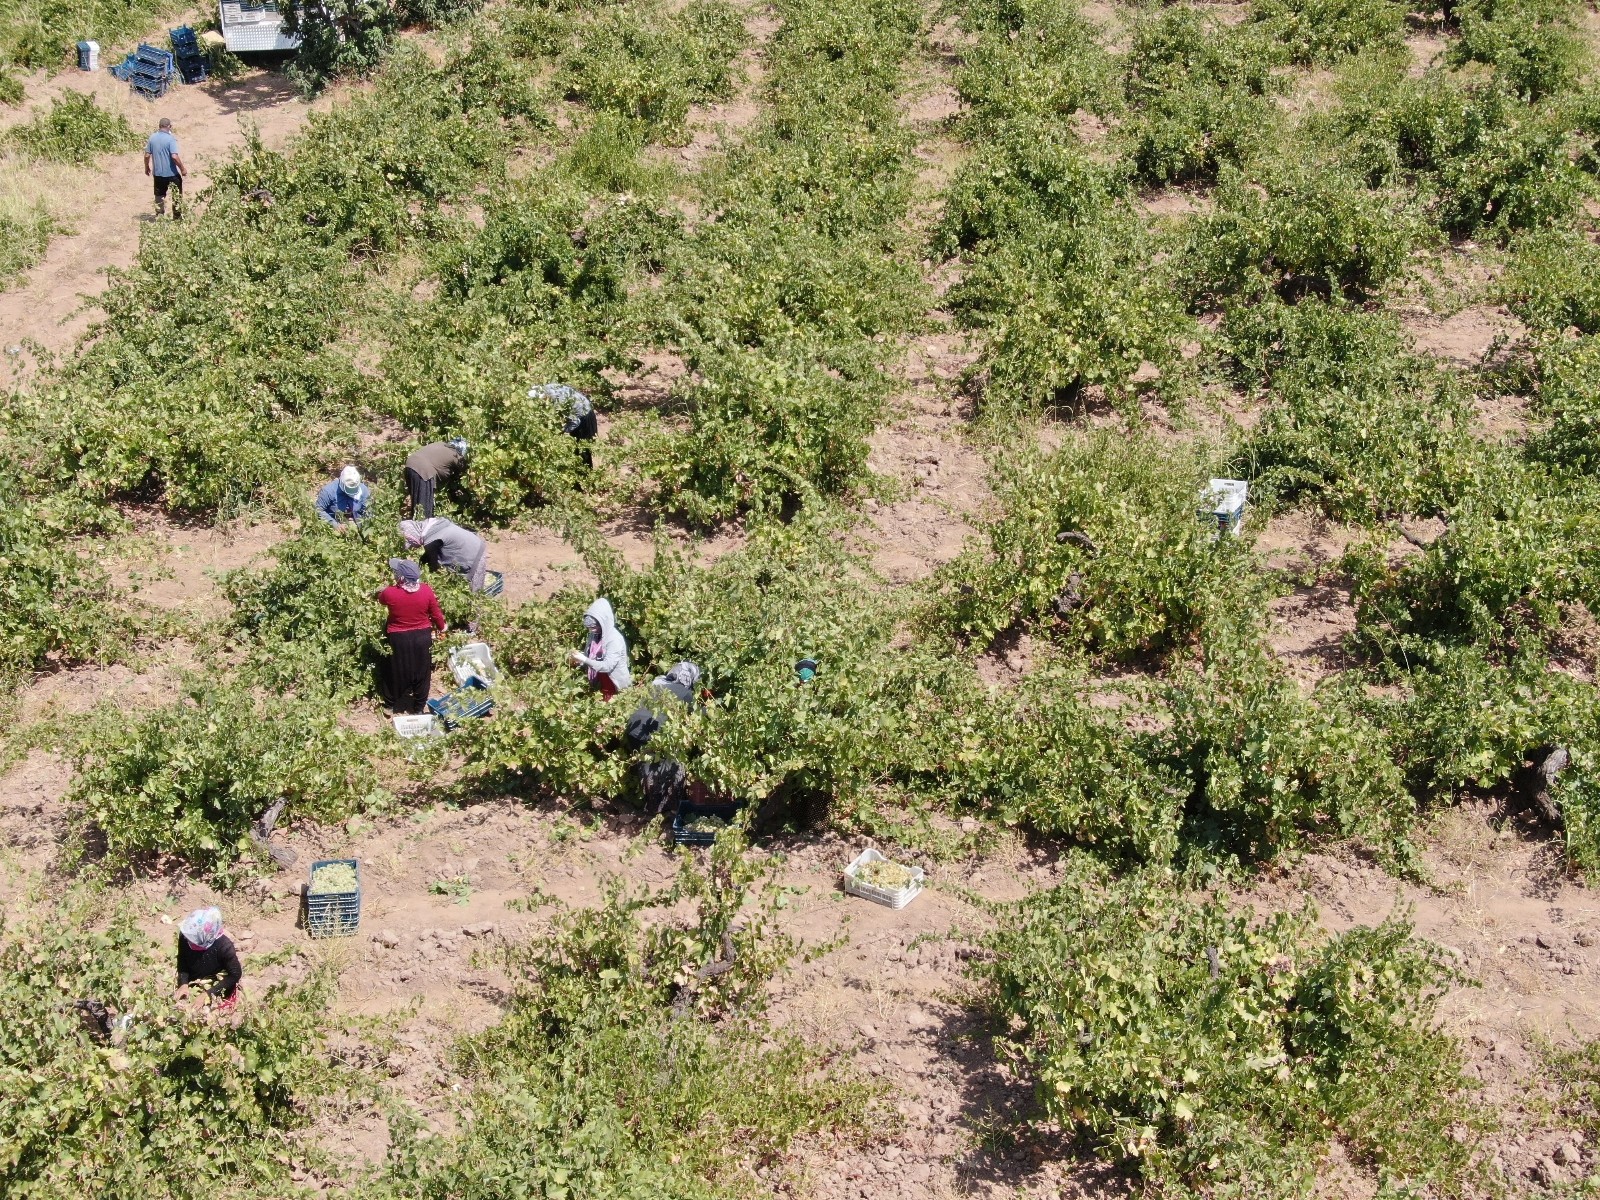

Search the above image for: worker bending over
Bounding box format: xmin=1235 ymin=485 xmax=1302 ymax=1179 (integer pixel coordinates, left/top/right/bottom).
xmin=315 ymin=465 xmax=370 ymax=529
xmin=404 ymin=438 xmax=467 ymax=518
xmin=569 ymin=598 xmax=631 ymax=700
xmin=531 ymin=383 xmax=597 ymax=470
xmin=626 ymin=661 xmax=701 ymax=812
xmin=400 ymin=517 xmax=489 ymax=592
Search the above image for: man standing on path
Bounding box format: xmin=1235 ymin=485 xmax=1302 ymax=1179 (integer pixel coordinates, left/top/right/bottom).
xmin=144 ymin=118 xmax=185 ymax=220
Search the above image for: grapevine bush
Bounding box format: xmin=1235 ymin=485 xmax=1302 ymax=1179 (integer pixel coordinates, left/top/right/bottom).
xmin=0 ymin=896 xmax=338 ymax=1196
xmin=4 ymin=92 xmax=134 ymax=161
xmin=1247 ymin=0 xmax=1406 ymax=65
xmin=560 ymin=0 xmax=747 ymax=144
xmin=0 ymin=500 xmax=133 ymax=687
xmin=376 ymin=832 xmax=880 ymax=1198
xmin=976 ymin=861 xmax=1483 ymax=1193
xmin=70 ymin=681 xmax=383 ymax=878
xmin=1121 ymin=9 xmax=1283 ymax=186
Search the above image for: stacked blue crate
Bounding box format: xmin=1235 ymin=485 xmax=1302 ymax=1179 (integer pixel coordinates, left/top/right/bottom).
xmin=169 ymin=27 xmax=208 ymax=84
xmin=114 ymin=44 xmax=174 ymax=98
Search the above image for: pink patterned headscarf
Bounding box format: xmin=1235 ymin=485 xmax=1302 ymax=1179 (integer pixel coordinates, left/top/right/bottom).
xmin=180 ymin=907 xmax=224 ymax=950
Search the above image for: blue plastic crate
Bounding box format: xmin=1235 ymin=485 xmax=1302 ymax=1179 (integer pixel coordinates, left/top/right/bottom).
xmin=306 ymin=858 xmax=361 ymax=938
xmin=129 ymin=44 xmax=173 ymax=75
xmin=427 ymin=679 xmax=495 ymax=730
xmin=671 ymin=798 xmax=743 ymax=847
xmin=484 ymin=569 xmax=504 ymax=597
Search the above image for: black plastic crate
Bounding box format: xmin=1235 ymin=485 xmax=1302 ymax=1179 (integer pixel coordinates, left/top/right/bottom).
xmin=671 ymin=799 xmax=743 ymax=847
xmin=305 ymin=858 xmax=361 ymax=938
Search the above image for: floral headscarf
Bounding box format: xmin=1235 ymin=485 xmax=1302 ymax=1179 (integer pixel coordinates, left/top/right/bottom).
xmin=399 ymin=518 xmax=445 ymax=548
xmin=180 ymin=907 xmax=224 ymax=950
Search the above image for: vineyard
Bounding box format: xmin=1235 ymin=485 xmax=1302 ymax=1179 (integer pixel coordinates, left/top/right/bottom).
xmin=1 ymin=0 xmax=1600 ymax=1192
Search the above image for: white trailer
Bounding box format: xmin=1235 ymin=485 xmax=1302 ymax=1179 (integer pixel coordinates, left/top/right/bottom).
xmin=219 ymin=0 xmax=302 ymax=51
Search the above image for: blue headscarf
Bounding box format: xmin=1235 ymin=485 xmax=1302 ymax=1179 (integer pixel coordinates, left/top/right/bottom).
xmin=389 ymin=558 xmax=422 ymax=591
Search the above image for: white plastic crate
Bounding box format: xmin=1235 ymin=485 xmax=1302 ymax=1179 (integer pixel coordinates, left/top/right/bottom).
xmin=1198 ymin=478 xmax=1247 ymax=539
xmin=392 ymin=713 xmax=437 ymax=739
xmin=842 ymin=849 xmax=924 ymax=910
xmin=449 ymin=642 xmax=499 ymax=689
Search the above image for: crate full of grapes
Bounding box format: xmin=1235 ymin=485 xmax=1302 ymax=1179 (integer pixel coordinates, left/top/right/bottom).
xmin=306 ymin=858 xmax=361 ymax=938
xmin=842 ymin=849 xmax=923 ymax=909
xmin=671 ymin=799 xmax=742 ymax=846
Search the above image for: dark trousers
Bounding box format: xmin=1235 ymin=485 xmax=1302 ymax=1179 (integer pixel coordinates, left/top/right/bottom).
xmin=405 ymin=467 xmax=436 ymax=517
xmin=153 ymin=174 xmax=182 ymax=213
xmin=387 ymin=629 xmax=434 ymax=713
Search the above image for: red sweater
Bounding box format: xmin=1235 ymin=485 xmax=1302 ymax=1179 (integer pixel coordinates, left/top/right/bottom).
xmin=379 ymin=584 xmax=446 ymax=633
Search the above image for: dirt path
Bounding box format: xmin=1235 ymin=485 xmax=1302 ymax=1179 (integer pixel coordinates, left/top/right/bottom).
xmin=0 ymin=62 xmax=320 ymax=381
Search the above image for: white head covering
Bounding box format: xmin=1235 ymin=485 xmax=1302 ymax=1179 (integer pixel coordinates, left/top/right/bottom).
xmin=180 ymin=906 xmax=224 ymax=950
xmin=339 ymin=465 xmax=362 ymax=495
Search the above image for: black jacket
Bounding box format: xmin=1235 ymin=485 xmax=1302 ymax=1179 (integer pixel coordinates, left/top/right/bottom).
xmin=176 ymin=934 xmax=242 ymax=998
xmin=564 ymin=408 xmax=599 ymax=442
xmin=625 ymin=677 xmax=694 ymax=751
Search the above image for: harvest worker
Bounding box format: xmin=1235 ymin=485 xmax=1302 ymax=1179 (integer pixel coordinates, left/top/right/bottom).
xmin=626 ymin=661 xmax=701 ymax=813
xmin=400 ymin=516 xmax=489 ymax=592
xmin=403 ymin=438 xmax=468 ymax=518
xmin=568 ymin=598 xmax=631 ymax=700
xmin=376 ymin=558 xmax=447 ymax=713
xmin=315 ymin=465 xmax=370 ymax=529
xmin=530 ymin=383 xmax=597 ymax=469
xmin=143 ymin=117 xmax=185 ymax=220
xmin=625 ymin=660 xmax=701 ymax=751
xmin=175 ymin=907 xmax=242 ymax=1009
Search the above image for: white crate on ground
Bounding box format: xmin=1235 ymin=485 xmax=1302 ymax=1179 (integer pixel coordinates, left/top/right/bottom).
xmin=842 ymin=849 xmax=924 ymax=909
xmin=1198 ymin=478 xmax=1248 ymax=539
xmin=392 ymin=713 xmax=437 ymax=739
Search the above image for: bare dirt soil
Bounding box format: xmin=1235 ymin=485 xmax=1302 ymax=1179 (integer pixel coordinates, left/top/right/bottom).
xmin=0 ymin=62 xmax=323 ymax=383
xmin=2 ymin=27 xmax=1597 ymax=1200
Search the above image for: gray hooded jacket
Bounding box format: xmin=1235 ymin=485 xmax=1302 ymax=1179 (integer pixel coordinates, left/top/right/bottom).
xmin=577 ymin=598 xmax=632 ymax=690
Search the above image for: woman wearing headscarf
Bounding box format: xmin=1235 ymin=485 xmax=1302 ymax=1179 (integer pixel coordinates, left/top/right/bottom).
xmin=400 ymin=517 xmax=489 ymax=593
xmin=175 ymin=906 xmax=242 ymax=1009
xmin=626 ymin=661 xmax=702 ymax=813
xmin=567 ymin=597 xmax=631 ymax=700
xmin=375 ymin=558 xmax=447 ymax=714
xmin=530 ymin=383 xmax=598 ymax=470
xmin=624 ymin=661 xmax=702 ymax=751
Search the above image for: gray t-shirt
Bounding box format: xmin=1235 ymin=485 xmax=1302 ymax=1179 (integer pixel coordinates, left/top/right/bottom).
xmin=146 ymin=131 xmax=179 ymax=177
